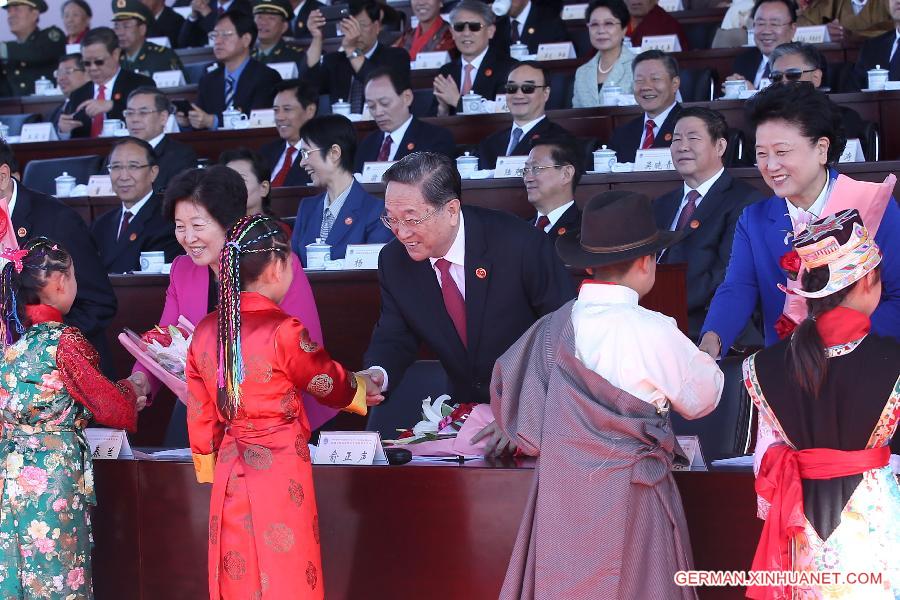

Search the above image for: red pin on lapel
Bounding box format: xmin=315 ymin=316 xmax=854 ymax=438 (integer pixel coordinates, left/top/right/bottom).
xmin=557 ymin=227 xmax=566 ymax=236
xmin=664 ymin=133 xmax=672 ymax=142
xmin=16 ymin=227 xmax=26 ymax=238
xmin=129 ymin=232 xmax=137 ymax=241
xmin=344 ymin=217 xmax=353 ymax=225
xmin=407 ymin=142 xmax=415 ymax=151
xmin=475 ymin=267 xmax=487 ymax=279
xmin=689 ymin=219 xmax=700 ymax=229
xmin=484 ymin=68 xmax=493 ymax=77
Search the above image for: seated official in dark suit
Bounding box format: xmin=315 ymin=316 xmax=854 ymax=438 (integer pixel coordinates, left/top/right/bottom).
xmin=355 ymin=67 xmax=456 ymax=172
xmin=523 ymin=137 xmax=583 ymax=245
xmin=50 ymin=53 xmax=90 ymax=135
xmin=289 ymin=0 xmax=324 ymax=38
xmin=724 ymin=0 xmax=796 ymax=92
xmin=609 ymin=49 xmax=681 ymax=163
xmin=303 ymin=0 xmax=411 ymax=114
xmin=431 ymin=0 xmax=516 ymax=116
xmin=58 ymin=27 xmax=156 ymax=139
xmin=478 ymin=61 xmax=573 ymax=169
xmin=260 ymin=79 xmax=318 ymax=188
xmin=626 ymin=0 xmax=690 ymax=49
xmin=177 ymin=10 xmax=281 ymax=130
xmin=91 ymin=138 xmax=182 ymax=274
xmin=770 ymin=43 xmax=869 ymax=150
xmin=143 ymin=0 xmax=185 ymax=48
xmin=124 ymin=87 xmax=197 ymax=194
xmin=251 ymin=0 xmax=313 ymax=76
xmin=653 ymin=107 xmax=764 ymax=339
xmin=290 ymin=115 xmax=394 ymax=265
xmin=0 ymin=142 xmax=117 ymax=374
xmin=491 ymin=0 xmax=570 ymax=55
xmin=853 ymin=2 xmax=900 ymax=89
xmin=177 ymin=0 xmax=252 ymax=48
xmin=360 ymin=152 xmax=576 ymax=405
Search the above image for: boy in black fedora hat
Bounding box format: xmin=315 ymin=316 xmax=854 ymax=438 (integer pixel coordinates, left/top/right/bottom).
xmin=487 ymin=190 xmax=723 ymax=600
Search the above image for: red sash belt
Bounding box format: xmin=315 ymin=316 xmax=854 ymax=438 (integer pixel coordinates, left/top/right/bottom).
xmin=747 ymin=444 xmax=890 ymax=600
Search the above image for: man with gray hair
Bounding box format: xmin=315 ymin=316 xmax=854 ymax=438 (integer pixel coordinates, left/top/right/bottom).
xmin=360 ymin=152 xmax=574 ymax=442
xmin=430 ymin=0 xmax=515 ymax=115
xmin=124 ymin=86 xmax=197 ymax=193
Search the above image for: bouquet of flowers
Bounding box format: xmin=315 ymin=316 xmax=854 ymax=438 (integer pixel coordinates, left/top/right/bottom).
xmin=383 ymin=395 xmax=493 ymax=457
xmin=118 ymin=316 xmax=194 ymax=405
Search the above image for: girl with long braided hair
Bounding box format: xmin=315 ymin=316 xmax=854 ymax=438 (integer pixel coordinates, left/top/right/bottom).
xmin=185 ymin=215 xmax=381 ymax=600
xmin=743 ymin=209 xmax=900 ymax=600
xmin=0 ymin=238 xmax=149 ymax=599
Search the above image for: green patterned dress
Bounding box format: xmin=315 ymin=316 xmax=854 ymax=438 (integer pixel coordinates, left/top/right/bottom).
xmin=0 ymin=312 xmax=137 ymax=600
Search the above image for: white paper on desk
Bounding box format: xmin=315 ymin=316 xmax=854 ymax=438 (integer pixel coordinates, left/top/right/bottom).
xmin=149 ymin=447 xmax=193 ymax=459
xmin=314 ymin=431 xmax=388 ymax=465
xmin=839 ymin=138 xmax=865 ymax=163
xmin=87 ymin=175 xmax=114 ymax=197
xmin=634 ymin=148 xmax=675 ymax=172
xmin=85 ymin=428 xmax=133 ymax=460
xmin=537 ymin=42 xmax=576 ymax=61
xmin=793 ymin=25 xmax=830 ymax=44
xmin=640 ymin=34 xmax=681 ymax=53
xmin=360 ymin=161 xmax=395 ymax=183
xmin=411 ymin=51 xmax=451 ymax=70
xmin=344 ymin=243 xmax=386 ymax=269
xmin=19 ymin=123 xmax=57 ymax=143
xmin=249 ymin=108 xmax=276 ymax=128
xmin=495 ymin=155 xmax=528 ymax=178
xmin=561 ymin=3 xmax=588 ymax=19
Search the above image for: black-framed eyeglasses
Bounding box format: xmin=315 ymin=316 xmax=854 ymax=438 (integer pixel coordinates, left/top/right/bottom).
xmin=380 ymin=204 xmax=445 ymax=230
xmin=452 ymin=21 xmax=483 ymax=32
xmin=769 ymin=68 xmax=818 ymax=83
xmin=83 ymin=58 xmax=107 ymax=67
xmin=108 ymin=163 xmax=151 ymax=175
xmin=518 ymin=164 xmax=565 ymax=177
xmin=504 ymin=83 xmax=548 ymax=95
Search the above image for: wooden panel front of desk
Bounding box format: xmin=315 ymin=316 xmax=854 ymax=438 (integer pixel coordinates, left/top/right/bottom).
xmin=90 ymin=462 xmax=759 ymax=600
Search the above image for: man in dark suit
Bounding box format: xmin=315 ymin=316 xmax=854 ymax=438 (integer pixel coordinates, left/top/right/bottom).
xmin=853 ymin=0 xmax=900 ymax=89
xmin=259 ymin=79 xmax=318 ymax=188
xmin=523 ymin=137 xmax=583 ymax=244
xmin=303 ymin=0 xmax=410 ymax=114
xmin=0 ymin=142 xmax=118 ymax=375
xmin=355 ymin=67 xmax=456 ymax=172
xmin=491 ymin=0 xmax=570 ymax=55
xmin=289 ymin=0 xmax=324 ymax=38
xmin=124 ymin=87 xmax=197 ymax=194
xmin=179 ymin=9 xmax=281 ymax=130
xmin=725 ymin=0 xmax=796 ymax=92
xmin=360 ymin=152 xmax=575 ymax=406
xmin=142 ymin=0 xmax=186 ymax=48
xmin=50 ymin=54 xmax=90 ymax=135
xmin=91 ymin=138 xmax=182 ymax=274
xmin=431 ymin=0 xmax=516 ymax=116
xmin=58 ymin=27 xmax=156 ymax=139
xmin=478 ymin=61 xmax=572 ymax=169
xmin=609 ymin=49 xmax=681 ymax=163
xmin=177 ymin=0 xmax=252 ymax=48
xmin=653 ymin=107 xmax=764 ymax=339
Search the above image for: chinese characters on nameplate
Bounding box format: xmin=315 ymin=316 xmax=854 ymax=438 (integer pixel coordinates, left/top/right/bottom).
xmin=411 ymin=51 xmax=452 ymax=70
xmin=361 ymin=161 xmax=396 ymax=184
xmin=634 ymin=148 xmax=675 ymax=172
xmin=536 ymin=42 xmax=576 ymax=61
xmin=344 ymin=244 xmax=386 ymax=270
xmin=839 ymin=138 xmax=865 ymax=163
xmin=495 ymin=155 xmax=529 ymax=178
xmin=249 ymin=109 xmax=276 ymax=129
xmin=671 ymin=435 xmax=706 ymax=471
xmin=640 ymin=34 xmax=681 ymax=53
xmin=152 ymin=70 xmax=186 ymax=88
xmin=561 ymin=3 xmax=588 ymax=19
xmin=19 ymin=123 xmax=57 ymax=143
xmin=88 ymin=175 xmax=114 ymax=197
xmin=793 ymin=25 xmax=830 ymax=44
xmin=86 ymin=428 xmax=134 ymax=460
xmin=314 ymin=431 xmax=388 ymax=465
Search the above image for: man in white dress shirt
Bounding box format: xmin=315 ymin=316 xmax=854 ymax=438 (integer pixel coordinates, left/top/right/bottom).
xmin=259 ymin=78 xmax=318 ymax=188
xmin=522 ymin=136 xmax=583 ymax=245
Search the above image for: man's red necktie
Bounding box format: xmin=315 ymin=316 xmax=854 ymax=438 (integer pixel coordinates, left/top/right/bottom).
xmin=435 ymin=258 xmax=466 ymax=346
xmin=377 ymin=135 xmax=393 ymax=161
xmin=641 ymin=119 xmax=656 ymax=150
xmin=90 ymin=84 xmax=106 ymax=138
xmin=271 ymin=146 xmax=296 ymax=188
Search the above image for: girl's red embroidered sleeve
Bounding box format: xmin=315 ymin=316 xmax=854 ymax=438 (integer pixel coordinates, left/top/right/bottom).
xmin=57 ymin=327 xmax=138 ymax=431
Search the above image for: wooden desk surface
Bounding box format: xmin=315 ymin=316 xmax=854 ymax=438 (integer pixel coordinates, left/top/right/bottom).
xmin=91 ymin=460 xmax=758 ymax=600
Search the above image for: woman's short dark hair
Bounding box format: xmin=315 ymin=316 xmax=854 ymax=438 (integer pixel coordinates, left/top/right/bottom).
xmin=299 ymin=115 xmax=357 ymax=174
xmin=748 ymin=82 xmax=846 ymax=164
xmin=219 ymin=148 xmax=274 ymax=215
xmin=676 ymin=106 xmax=728 ymax=143
xmin=383 ymin=152 xmax=461 ymax=208
xmin=162 ymin=166 xmax=248 ymax=228
xmin=584 ymin=0 xmax=630 ymax=29
xmin=63 ymin=0 xmax=92 ymax=18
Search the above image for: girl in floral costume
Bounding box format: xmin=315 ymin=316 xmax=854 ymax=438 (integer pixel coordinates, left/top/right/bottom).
xmin=0 ymin=238 xmax=149 ymax=599
xmin=186 ymin=216 xmax=379 ymax=599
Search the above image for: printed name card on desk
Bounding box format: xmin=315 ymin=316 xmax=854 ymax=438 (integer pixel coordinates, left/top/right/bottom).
xmin=657 ymin=0 xmax=684 ymax=12
xmin=19 ymin=123 xmax=57 ymax=143
xmin=793 ymin=25 xmax=830 ymax=44
xmin=87 ymin=175 xmax=114 ymax=197
xmin=173 ymin=5 xmax=192 ymax=18
xmin=672 ymin=435 xmax=706 ymax=471
xmin=634 ymin=148 xmax=674 ymax=172
xmin=66 ymin=43 xmax=80 ymax=54
xmin=495 ymin=155 xmax=529 ymax=178
xmin=249 ymin=108 xmax=276 ymax=128
xmin=86 ymin=428 xmax=134 ymax=460
xmin=152 ymin=69 xmax=185 ymax=88
xmin=537 ymin=42 xmax=576 ymax=61
xmin=839 ymin=138 xmax=865 ymax=162
xmin=147 ymin=36 xmax=171 ymax=48
xmin=640 ymin=34 xmax=681 ymax=52
xmin=360 ymin=161 xmax=395 ymax=183
xmin=561 ymin=3 xmax=588 ymax=19
xmin=412 ymin=51 xmax=451 ymax=70
xmin=269 ymin=61 xmax=299 ymax=80
xmin=344 ymin=243 xmax=387 ymax=269
xmin=314 ymin=431 xmax=388 ymax=465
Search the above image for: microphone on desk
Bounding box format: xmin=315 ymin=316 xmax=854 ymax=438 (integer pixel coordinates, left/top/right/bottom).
xmin=385 ymin=447 xmax=413 ymax=465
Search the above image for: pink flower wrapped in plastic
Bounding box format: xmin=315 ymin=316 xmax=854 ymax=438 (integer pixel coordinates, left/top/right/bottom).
xmin=383 ymin=395 xmax=494 ymax=457
xmin=118 ymin=316 xmax=194 ymax=405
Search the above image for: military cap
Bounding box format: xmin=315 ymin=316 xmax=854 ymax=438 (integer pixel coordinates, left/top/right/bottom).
xmin=3 ymin=0 xmax=48 ymax=13
xmin=253 ymin=0 xmax=293 ymax=20
xmin=111 ymin=0 xmax=154 ymax=23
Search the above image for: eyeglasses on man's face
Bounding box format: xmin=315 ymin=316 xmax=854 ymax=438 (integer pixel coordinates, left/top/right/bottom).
xmin=769 ymin=67 xmax=817 ymax=83
xmin=452 ymin=21 xmax=484 ymax=32
xmin=518 ymin=164 xmax=565 ymax=177
xmin=751 ymin=19 xmax=792 ymax=29
xmin=298 ymin=146 xmax=326 ymax=161
xmin=83 ymin=58 xmax=107 ymax=67
xmin=208 ymin=29 xmax=238 ymax=42
xmin=108 ymin=163 xmax=151 ymax=175
xmin=381 ymin=203 xmax=445 ymax=230
xmin=504 ymin=82 xmax=548 ymax=95
xmin=54 ymin=67 xmax=84 ymax=78
xmin=123 ymin=108 xmax=163 ymax=118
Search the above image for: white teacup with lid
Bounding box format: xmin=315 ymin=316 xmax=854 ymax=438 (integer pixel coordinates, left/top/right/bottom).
xmin=331 ymin=98 xmax=351 ymax=116
xmin=461 ymin=92 xmax=487 ymax=114
xmin=600 ymin=85 xmax=622 ymax=106
xmin=592 ymin=146 xmax=616 ymax=173
xmin=55 ymin=172 xmax=76 ymax=197
xmin=868 ymin=65 xmax=889 ymax=90
xmin=306 ymin=239 xmax=331 ymax=270
xmin=509 ymin=42 xmax=529 ymax=60
xmin=456 ymin=151 xmax=478 ymax=177
xmin=34 ymin=76 xmax=53 ymax=95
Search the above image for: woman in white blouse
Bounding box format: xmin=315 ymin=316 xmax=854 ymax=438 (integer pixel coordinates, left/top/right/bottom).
xmin=572 ymin=0 xmax=636 ymax=108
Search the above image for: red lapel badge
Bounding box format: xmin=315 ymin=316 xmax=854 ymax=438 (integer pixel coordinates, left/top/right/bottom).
xmin=129 ymin=232 xmax=138 ymax=241
xmin=557 ymin=227 xmax=566 ymax=236
xmin=16 ymin=227 xmax=26 ymax=238
xmin=689 ymin=219 xmax=700 ymax=229
xmin=475 ymin=267 xmax=487 ymax=279
xmin=114 ymin=92 xmax=122 ymax=101
xmin=407 ymin=142 xmax=415 ymax=151
xmin=484 ymin=68 xmax=493 ymax=78
xmin=344 ymin=216 xmax=353 ymax=226
xmin=527 ymin=27 xmax=535 ymax=34
xmin=664 ymin=133 xmax=672 ymax=142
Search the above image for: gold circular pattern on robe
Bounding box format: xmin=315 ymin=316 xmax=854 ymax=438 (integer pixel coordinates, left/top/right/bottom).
xmin=280 ymin=388 xmax=299 ymax=419
xmin=245 ymin=354 xmax=273 ymax=383
xmin=263 ymin=522 xmax=295 ymax=553
xmin=243 ymin=444 xmax=274 ymax=470
xmin=307 ymin=373 xmax=333 ymax=397
xmin=288 ymin=478 xmax=305 ymax=507
xmin=299 ymin=329 xmax=319 ymax=353
xmin=218 ymin=443 xmax=238 ymax=463
xmin=223 ymin=550 xmax=247 ymax=580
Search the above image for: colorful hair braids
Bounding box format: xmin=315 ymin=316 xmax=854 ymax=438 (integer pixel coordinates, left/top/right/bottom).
xmin=216 ymin=215 xmax=287 ymax=419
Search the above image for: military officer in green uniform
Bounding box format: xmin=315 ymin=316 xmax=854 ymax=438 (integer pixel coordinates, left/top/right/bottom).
xmin=252 ymin=0 xmax=312 ymax=77
xmin=112 ymin=0 xmax=185 ymax=78
xmin=0 ymin=0 xmax=65 ymax=97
